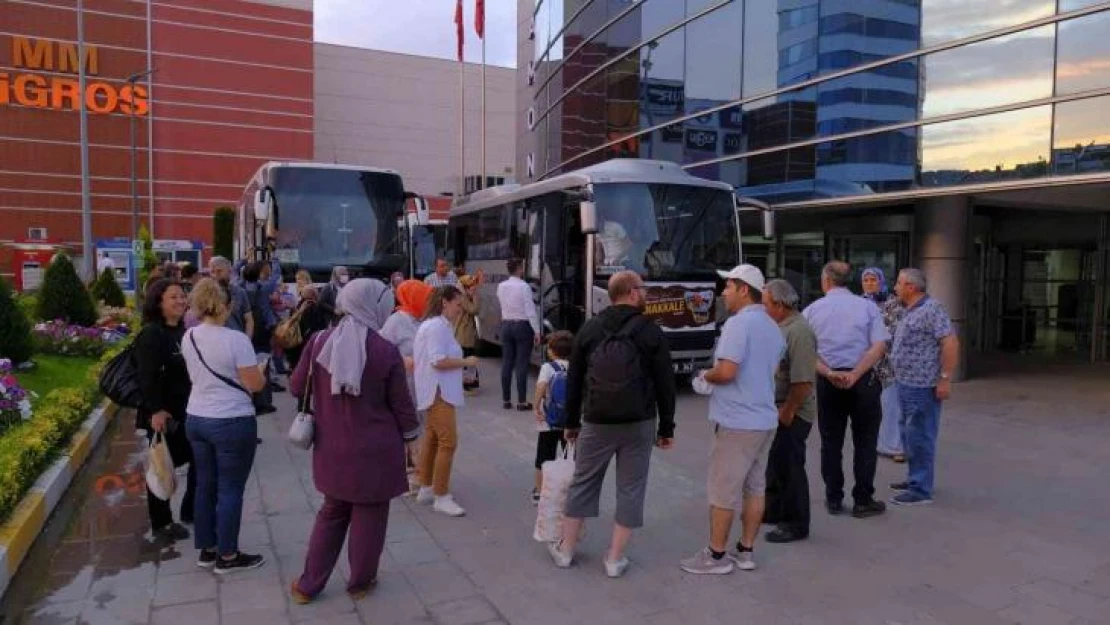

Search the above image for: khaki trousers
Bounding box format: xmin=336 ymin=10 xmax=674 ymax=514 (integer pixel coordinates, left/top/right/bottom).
xmin=419 ymin=394 xmax=458 ymax=496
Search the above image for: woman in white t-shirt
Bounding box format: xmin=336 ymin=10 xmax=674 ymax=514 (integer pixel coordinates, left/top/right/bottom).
xmin=182 ymin=278 xmax=268 ymax=575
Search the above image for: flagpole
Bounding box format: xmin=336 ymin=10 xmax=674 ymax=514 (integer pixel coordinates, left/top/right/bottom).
xmin=459 ymin=56 xmax=465 ymax=196
xmin=480 ymin=24 xmax=486 ymax=191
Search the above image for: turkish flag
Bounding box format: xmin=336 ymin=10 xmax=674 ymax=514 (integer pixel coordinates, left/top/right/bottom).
xmin=454 ymin=0 xmax=464 ymax=61
xmin=475 ymin=0 xmax=485 ymax=39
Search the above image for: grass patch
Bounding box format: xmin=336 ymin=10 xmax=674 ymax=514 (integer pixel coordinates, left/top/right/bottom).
xmin=19 ymin=354 xmax=98 ymax=405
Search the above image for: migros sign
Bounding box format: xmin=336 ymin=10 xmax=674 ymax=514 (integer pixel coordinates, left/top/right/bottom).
xmin=1 ymin=37 xmax=149 ymax=115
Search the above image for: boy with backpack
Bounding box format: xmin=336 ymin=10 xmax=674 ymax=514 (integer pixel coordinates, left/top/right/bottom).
xmin=532 ymin=330 xmax=574 ymax=503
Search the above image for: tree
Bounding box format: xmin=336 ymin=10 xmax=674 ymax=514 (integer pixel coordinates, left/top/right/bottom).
xmin=0 ymin=278 xmax=33 ymax=364
xmin=213 ymin=206 xmax=235 ymax=261
xmin=136 ymin=224 xmax=158 ymax=293
xmin=90 ymin=268 xmax=126 ymax=308
xmin=35 ymin=255 xmax=97 ymax=327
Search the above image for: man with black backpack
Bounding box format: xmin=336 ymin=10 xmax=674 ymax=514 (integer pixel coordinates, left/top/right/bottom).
xmin=547 ymin=271 xmax=676 ymax=579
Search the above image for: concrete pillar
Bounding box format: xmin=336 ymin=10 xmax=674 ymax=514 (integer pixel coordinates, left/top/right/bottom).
xmin=914 ymin=195 xmax=971 ymax=381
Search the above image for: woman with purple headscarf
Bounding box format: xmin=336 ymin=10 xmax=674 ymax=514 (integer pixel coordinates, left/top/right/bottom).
xmin=290 ymin=278 xmax=421 ymax=603
xmin=862 ymin=267 xmax=905 ymax=463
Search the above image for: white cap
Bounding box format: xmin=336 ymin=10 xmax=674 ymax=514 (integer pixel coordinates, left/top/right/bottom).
xmin=717 ymin=264 xmax=765 ymax=293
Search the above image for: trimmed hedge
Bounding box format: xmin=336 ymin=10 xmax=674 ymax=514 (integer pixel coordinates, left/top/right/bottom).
xmin=90 ymin=269 xmax=127 ymax=308
xmin=36 ymin=255 xmax=97 ymax=327
xmin=0 ymin=340 xmax=125 ymax=522
xmin=0 ymin=278 xmax=33 ymax=364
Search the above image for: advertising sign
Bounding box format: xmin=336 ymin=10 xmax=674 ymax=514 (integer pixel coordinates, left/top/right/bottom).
xmin=642 ymin=285 xmax=717 ymax=329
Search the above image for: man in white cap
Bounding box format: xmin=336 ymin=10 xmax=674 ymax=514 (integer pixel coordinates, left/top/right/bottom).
xmin=681 ymin=264 xmax=785 ymax=575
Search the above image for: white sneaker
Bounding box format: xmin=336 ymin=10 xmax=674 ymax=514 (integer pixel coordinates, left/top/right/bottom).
xmin=604 ymin=557 xmax=629 ymax=578
xmin=547 ymin=541 xmax=573 ymax=568
xmin=415 ymin=487 xmax=434 ymax=505
xmin=433 ymin=495 xmax=466 ymax=517
xmin=727 ymin=547 xmax=757 ymax=571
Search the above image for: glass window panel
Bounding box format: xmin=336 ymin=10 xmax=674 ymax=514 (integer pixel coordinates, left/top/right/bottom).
xmin=534 ymin=1 xmax=551 ymax=61
xmin=922 ymin=25 xmax=1055 ymax=118
xmin=921 ymin=0 xmax=1054 ymax=47
xmin=742 ymin=0 xmax=780 ymax=98
xmin=1056 ymin=10 xmax=1110 ymax=95
xmin=685 ymin=0 xmax=743 ymax=104
xmin=921 ymin=106 xmax=1052 ymax=184
xmin=1060 ymin=0 xmax=1103 ymax=10
xmin=1052 ymin=96 xmax=1110 ymax=175
xmin=780 ymin=5 xmax=819 ymax=31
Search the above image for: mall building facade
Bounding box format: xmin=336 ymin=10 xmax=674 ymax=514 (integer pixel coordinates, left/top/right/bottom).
xmin=516 ymin=0 xmax=1110 ymax=372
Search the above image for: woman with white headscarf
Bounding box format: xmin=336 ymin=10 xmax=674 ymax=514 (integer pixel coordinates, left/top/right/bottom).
xmin=289 ymin=279 xmax=421 ymax=604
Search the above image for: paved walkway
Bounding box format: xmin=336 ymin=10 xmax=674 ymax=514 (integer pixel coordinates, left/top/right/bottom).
xmin=3 ymin=360 xmax=1110 ymax=625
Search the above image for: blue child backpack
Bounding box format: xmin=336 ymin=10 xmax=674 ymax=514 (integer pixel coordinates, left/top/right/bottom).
xmin=543 ymin=361 xmax=569 ymax=429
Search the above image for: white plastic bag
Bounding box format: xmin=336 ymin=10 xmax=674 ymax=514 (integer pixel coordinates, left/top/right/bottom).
xmin=691 ymin=371 xmax=714 ymax=396
xmin=533 ymin=446 xmax=575 ymax=543
xmin=145 ymin=432 xmax=176 ymax=501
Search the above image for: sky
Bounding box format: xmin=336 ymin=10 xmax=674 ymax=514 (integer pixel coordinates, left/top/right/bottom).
xmin=315 ymin=0 xmax=518 ymax=68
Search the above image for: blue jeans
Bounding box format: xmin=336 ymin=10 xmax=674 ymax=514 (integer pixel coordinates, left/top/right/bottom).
xmin=187 ymin=415 xmax=257 ymax=555
xmin=896 ymin=384 xmax=941 ymax=498
xmin=877 ymin=385 xmax=904 ymax=456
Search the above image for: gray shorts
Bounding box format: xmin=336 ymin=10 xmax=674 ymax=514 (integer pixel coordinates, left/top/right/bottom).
xmin=707 ymin=426 xmax=775 ymax=510
xmin=563 ymin=420 xmax=656 ymax=529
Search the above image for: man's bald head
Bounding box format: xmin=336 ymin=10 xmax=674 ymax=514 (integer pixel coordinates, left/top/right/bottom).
xmin=608 ymin=270 xmax=645 ymax=307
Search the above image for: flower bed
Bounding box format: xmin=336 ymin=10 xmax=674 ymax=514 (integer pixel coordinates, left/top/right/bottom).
xmin=32 ymin=320 xmax=126 ymax=358
xmin=0 ymin=359 xmax=34 ymax=434
xmin=0 ymin=342 xmax=126 ymax=522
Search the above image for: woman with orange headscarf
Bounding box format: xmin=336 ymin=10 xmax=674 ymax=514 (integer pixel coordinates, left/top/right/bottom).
xmin=380 ymin=280 xmax=432 ymax=410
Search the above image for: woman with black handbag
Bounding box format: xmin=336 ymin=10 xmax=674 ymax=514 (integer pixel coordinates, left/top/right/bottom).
xmin=134 ymin=279 xmax=195 ymax=542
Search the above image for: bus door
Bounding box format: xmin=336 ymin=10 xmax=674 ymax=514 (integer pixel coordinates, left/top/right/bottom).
xmin=537 ymin=194 xmax=586 ymax=335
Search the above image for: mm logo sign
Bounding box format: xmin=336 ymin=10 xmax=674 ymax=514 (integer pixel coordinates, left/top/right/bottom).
xmin=0 ymin=37 xmax=149 ymax=115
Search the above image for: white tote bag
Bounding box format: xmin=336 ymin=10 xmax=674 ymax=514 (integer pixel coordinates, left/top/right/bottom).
xmin=145 ymin=432 xmax=177 ymax=501
xmin=533 ymin=444 xmax=576 ymax=543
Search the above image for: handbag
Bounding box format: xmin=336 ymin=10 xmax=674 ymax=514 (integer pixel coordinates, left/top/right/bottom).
xmin=274 ymin=302 xmax=306 ymax=349
xmin=98 ymin=343 xmax=143 ymax=408
xmin=287 ymin=335 xmax=318 ymax=450
xmin=145 ymin=432 xmax=177 ymax=501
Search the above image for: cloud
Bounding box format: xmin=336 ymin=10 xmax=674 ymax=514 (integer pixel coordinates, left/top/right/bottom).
xmin=315 ymin=0 xmax=518 ymax=68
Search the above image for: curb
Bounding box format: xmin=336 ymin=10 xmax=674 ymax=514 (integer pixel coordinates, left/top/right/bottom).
xmin=0 ymin=400 xmax=121 ymax=599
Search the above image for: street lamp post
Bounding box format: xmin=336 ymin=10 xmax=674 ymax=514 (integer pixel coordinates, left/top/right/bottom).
xmin=126 ymin=68 xmax=155 ymax=244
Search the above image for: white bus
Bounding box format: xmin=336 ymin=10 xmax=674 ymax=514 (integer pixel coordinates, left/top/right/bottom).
xmin=448 ymin=158 xmax=771 ymax=374
xmin=238 ymin=161 xmax=429 ymax=283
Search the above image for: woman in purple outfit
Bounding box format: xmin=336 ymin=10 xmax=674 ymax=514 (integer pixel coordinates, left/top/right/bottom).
xmin=289 ymin=278 xmax=421 ymax=603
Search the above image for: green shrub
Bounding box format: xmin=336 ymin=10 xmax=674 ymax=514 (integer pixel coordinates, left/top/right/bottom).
xmin=15 ymin=293 xmax=37 ymax=322
xmin=214 ymin=206 xmax=235 ymax=261
xmin=90 ymin=268 xmax=126 ymax=308
xmin=35 ymin=255 xmax=97 ymax=327
xmin=0 ymin=278 xmax=33 ymax=364
xmin=136 ymin=224 xmax=158 ymax=297
xmin=0 ymin=340 xmax=123 ymax=522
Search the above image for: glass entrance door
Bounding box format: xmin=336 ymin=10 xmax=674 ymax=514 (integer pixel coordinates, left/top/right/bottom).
xmin=828 ymin=233 xmax=909 ymax=295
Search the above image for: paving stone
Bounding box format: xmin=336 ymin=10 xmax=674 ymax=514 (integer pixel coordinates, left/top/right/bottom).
xmin=426 ymin=596 xmax=501 ymax=625
xmin=404 ymin=561 xmax=478 ymax=607
xmin=149 ymin=600 xmax=218 ymax=625
xmin=151 ymin=571 xmax=217 ymax=607
xmin=219 ymin=576 xmax=289 ymax=614
xmin=386 ymin=536 xmax=448 ymax=568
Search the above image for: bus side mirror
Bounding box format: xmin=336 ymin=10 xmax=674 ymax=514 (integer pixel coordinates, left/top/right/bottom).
xmin=762 ymin=210 xmax=775 ymax=240
xmin=414 ymin=197 xmax=430 ymax=226
xmin=580 ymin=200 xmax=597 ymax=234
xmin=253 ymin=189 xmax=271 ymax=222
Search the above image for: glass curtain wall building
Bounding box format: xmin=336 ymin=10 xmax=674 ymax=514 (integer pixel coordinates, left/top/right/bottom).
xmin=517 ymin=0 xmax=1110 ymax=369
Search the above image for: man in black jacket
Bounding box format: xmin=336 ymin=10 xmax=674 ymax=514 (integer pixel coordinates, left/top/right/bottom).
xmin=547 ymin=271 xmax=676 ymax=579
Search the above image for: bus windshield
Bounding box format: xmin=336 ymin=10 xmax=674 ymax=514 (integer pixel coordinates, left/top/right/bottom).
xmin=593 ymin=183 xmax=738 ymax=281
xmin=411 ymin=224 xmax=447 ymax=277
xmin=270 ymin=168 xmax=405 ymax=269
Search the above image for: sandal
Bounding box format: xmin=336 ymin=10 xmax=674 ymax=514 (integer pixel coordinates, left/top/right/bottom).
xmin=348 ymin=579 xmax=377 ymax=601
xmin=290 ymin=582 xmax=313 ymax=605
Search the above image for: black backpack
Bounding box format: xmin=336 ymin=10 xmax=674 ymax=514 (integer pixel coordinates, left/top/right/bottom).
xmin=585 ymin=315 xmax=651 ymax=421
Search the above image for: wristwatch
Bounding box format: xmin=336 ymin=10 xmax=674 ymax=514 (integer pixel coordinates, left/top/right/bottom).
xmin=939 ymin=373 xmax=951 ymax=381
